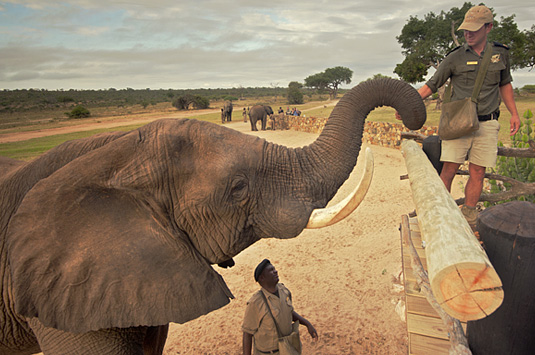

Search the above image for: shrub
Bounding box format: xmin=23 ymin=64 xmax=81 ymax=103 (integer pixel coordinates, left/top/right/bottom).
xmin=487 ymin=109 xmax=535 ymax=204
xmin=192 ymin=96 xmax=210 ymax=109
xmin=287 ymin=81 xmax=304 ymax=105
xmin=172 ymin=95 xmax=210 ymax=110
xmin=66 ymin=105 xmax=91 ymax=119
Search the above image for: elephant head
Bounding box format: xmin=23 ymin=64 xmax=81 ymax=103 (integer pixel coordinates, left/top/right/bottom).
xmin=2 ymin=78 xmax=425 ymax=344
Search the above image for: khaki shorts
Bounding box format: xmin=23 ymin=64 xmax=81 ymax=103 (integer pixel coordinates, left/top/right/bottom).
xmin=440 ymin=120 xmax=500 ymax=168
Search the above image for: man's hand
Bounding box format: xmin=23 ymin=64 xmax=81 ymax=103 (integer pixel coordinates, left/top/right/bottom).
xmin=307 ymin=323 xmax=318 ymax=340
xmin=510 ymin=114 xmax=521 ymax=136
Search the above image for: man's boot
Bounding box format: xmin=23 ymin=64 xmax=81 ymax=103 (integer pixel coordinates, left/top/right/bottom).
xmin=461 ymin=205 xmax=478 ymax=227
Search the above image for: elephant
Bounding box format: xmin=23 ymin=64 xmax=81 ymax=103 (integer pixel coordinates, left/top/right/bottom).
xmin=0 ymin=78 xmax=425 ymax=354
xmin=248 ymin=104 xmax=273 ymax=131
xmin=222 ymin=100 xmax=233 ymax=123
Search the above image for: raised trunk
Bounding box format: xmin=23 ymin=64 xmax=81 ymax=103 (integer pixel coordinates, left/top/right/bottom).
xmin=299 ymin=78 xmax=426 ymax=206
xmin=257 ymin=79 xmax=426 ymax=239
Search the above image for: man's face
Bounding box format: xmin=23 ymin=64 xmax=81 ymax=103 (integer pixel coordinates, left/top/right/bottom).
xmin=464 ymin=23 xmax=492 ymax=48
xmin=260 ymin=264 xmax=279 ymax=285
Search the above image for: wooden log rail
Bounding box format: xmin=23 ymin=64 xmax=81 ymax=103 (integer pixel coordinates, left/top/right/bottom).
xmin=400 ymin=140 xmax=504 ymax=322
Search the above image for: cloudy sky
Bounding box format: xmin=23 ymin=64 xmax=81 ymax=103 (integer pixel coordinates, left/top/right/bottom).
xmin=1 ymin=0 xmax=533 ymax=90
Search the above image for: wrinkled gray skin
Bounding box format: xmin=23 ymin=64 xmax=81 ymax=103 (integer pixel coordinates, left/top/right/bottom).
xmin=0 ymin=78 xmax=426 ymax=354
xmin=248 ymin=105 xmax=273 ymax=131
xmin=222 ymin=100 xmax=233 ymax=122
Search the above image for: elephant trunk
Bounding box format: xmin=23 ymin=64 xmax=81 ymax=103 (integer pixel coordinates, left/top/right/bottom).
xmin=297 ymin=78 xmax=426 ymax=211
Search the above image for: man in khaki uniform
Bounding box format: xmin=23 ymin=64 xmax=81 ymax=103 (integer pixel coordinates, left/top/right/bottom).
xmin=242 ymin=259 xmax=318 ymax=355
xmin=417 ymin=5 xmax=520 ymax=225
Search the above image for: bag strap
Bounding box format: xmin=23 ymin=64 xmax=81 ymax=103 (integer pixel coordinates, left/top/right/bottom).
xmin=260 ymin=291 xmax=284 ymax=338
xmin=443 ymin=42 xmax=493 ymax=104
xmin=471 ymin=42 xmax=493 ymax=103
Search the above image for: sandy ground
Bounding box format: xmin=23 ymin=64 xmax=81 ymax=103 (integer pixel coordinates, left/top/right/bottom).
xmin=4 ymin=114 xmax=463 ymax=354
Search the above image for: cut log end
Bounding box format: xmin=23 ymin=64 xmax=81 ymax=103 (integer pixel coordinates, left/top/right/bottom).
xmin=434 ymin=264 xmax=504 ymax=321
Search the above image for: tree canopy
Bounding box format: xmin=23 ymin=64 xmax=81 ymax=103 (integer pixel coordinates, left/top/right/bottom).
xmin=304 ymin=66 xmax=353 ymax=99
xmin=395 ymin=2 xmax=535 ymax=83
xmin=287 ymin=81 xmax=304 ymax=105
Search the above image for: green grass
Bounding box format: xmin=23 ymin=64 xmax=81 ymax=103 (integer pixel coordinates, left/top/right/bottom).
xmin=0 ymin=125 xmax=141 ymax=161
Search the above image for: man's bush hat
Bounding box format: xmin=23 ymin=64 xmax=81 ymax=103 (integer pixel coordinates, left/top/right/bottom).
xmin=254 ymin=259 xmax=271 ymax=282
xmin=458 ymin=5 xmax=493 ymax=32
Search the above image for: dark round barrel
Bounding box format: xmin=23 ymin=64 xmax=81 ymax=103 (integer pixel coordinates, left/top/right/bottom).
xmin=467 ymin=201 xmax=535 ymax=355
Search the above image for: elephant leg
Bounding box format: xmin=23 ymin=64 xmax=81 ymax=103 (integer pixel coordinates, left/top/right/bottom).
xmin=250 ymin=119 xmax=257 ymax=131
xmin=143 ymin=325 xmax=169 ymax=355
xmin=261 ymin=117 xmax=267 ymax=130
xmin=27 ymin=318 xmax=150 ymax=355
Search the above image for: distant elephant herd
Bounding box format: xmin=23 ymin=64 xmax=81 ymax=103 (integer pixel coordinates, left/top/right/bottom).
xmin=221 ymin=101 xmax=276 ymax=131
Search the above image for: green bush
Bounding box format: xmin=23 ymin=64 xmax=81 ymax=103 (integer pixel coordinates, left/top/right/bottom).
xmin=487 ymin=109 xmax=535 ymax=205
xmin=172 ymin=95 xmax=210 ymax=110
xmin=192 ymin=96 xmax=210 ymax=109
xmin=287 ymin=81 xmax=304 ymax=105
xmin=66 ymin=105 xmax=91 ymax=119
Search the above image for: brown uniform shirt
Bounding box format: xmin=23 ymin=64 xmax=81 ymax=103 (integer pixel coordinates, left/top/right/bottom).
xmin=426 ymin=42 xmax=512 ymax=116
xmin=242 ymin=284 xmax=294 ymax=353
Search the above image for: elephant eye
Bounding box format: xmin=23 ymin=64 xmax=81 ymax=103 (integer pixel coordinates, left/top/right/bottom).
xmin=229 ymin=178 xmax=249 ymax=203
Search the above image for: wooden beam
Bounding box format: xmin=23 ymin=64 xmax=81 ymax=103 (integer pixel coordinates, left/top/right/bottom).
xmin=400 ymin=140 xmax=503 ymax=322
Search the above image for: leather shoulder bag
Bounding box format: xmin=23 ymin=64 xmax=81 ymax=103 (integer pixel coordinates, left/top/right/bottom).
xmin=260 ymin=291 xmax=302 ymax=355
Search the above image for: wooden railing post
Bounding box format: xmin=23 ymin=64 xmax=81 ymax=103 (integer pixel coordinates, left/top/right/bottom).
xmin=400 ymin=139 xmax=503 ymax=322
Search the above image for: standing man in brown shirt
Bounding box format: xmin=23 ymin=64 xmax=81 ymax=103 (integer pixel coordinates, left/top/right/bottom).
xmin=416 ymin=5 xmax=520 ymax=225
xmin=242 ymin=259 xmax=318 ymax=354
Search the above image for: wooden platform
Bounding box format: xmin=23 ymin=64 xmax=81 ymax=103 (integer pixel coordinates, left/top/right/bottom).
xmin=400 ymin=215 xmax=467 ymax=354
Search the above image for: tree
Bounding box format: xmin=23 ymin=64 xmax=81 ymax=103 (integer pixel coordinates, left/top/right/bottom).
xmin=304 ymin=66 xmax=353 ymax=99
xmin=362 ymin=73 xmax=393 ymax=83
xmin=287 ymin=81 xmax=304 ymax=105
xmin=489 ymin=15 xmax=527 ymax=70
xmin=394 ymin=2 xmax=472 ymax=83
xmin=192 ymin=95 xmax=210 ymax=109
xmin=395 ymin=2 xmax=531 ymax=84
xmin=172 ymin=94 xmax=210 ymax=110
xmin=66 ymin=105 xmax=90 ymax=119
xmin=523 ymin=25 xmax=535 ymax=70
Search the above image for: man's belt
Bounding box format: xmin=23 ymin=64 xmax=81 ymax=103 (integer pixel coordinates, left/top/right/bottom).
xmin=257 ymin=349 xmax=279 ymax=354
xmin=478 ymin=110 xmax=500 ymax=121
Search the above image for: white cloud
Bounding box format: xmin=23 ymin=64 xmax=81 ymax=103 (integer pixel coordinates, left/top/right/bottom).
xmin=75 ymin=26 xmax=110 ymax=36
xmin=0 ymin=0 xmax=533 ymax=90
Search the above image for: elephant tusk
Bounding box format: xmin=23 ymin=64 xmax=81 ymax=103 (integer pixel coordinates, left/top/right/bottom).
xmin=306 ymin=147 xmax=374 ymax=229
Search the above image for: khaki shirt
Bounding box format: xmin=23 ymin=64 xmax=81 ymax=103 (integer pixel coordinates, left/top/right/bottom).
xmin=426 ymin=42 xmax=512 ymax=116
xmin=242 ymin=284 xmax=294 ymax=353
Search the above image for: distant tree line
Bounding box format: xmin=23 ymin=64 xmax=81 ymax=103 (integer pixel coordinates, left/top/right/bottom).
xmin=0 ymin=86 xmax=319 ymax=113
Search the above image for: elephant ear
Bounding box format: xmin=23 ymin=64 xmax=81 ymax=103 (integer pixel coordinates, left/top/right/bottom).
xmin=6 ymin=148 xmax=233 ymax=333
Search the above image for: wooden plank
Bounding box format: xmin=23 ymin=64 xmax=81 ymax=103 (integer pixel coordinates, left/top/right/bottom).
xmin=409 ymin=333 xmax=450 ymax=355
xmin=402 ymin=214 xmax=469 ymax=354
xmin=407 ymin=313 xmax=449 ymax=340
xmin=406 ymin=295 xmax=441 ymax=318
xmin=403 ymin=245 xmax=425 ymax=259
xmin=403 ymin=253 xmax=427 ymax=271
